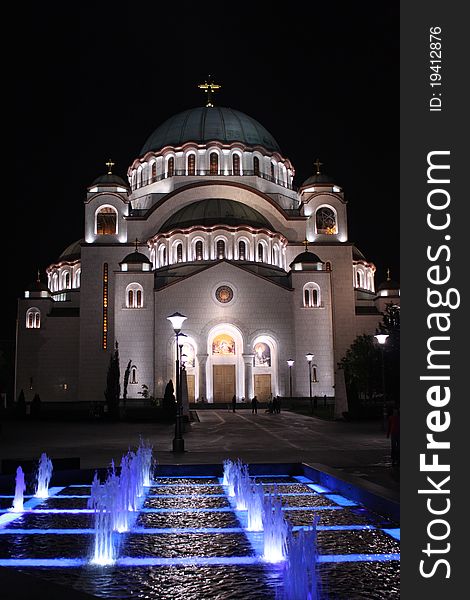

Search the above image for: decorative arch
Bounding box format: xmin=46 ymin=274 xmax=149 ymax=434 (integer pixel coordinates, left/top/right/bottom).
xmin=126 ymin=283 xmax=144 ymax=308
xmin=74 ymin=268 xmax=81 ymax=288
xmin=186 ymin=152 xmax=197 ymax=175
xmin=206 ymin=323 xmax=245 ymax=403
xmin=213 ymin=235 xmax=229 ymax=259
xmin=158 ymin=244 xmax=167 ymax=267
xmin=209 ymin=151 xmax=219 ymax=175
xmin=315 ymin=205 xmax=337 ymax=235
xmin=191 ymin=236 xmax=206 ymax=261
xmin=257 ymin=239 xmax=268 ymax=263
xmin=251 ymin=334 xmax=279 ymax=398
xmin=303 ymin=282 xmax=321 ymax=307
xmin=166 ymin=155 xmax=175 ymax=177
xmin=95 ymin=205 xmax=118 ymax=235
xmin=26 ymin=307 xmax=41 ymax=329
xmin=232 ymin=151 xmax=242 ymax=175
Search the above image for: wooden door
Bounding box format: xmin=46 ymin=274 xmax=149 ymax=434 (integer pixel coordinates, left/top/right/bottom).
xmin=213 ymin=365 xmax=236 ymax=403
xmin=254 ymin=374 xmax=271 ymax=401
xmin=187 ymin=375 xmax=195 ymax=403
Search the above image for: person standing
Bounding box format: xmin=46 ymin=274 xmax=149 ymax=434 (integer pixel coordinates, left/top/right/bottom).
xmin=231 ymin=395 xmax=236 ymax=413
xmin=251 ymin=395 xmax=258 ymax=414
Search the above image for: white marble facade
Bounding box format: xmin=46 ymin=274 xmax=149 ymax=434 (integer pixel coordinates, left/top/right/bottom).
xmin=16 ymin=104 xmax=396 ymax=416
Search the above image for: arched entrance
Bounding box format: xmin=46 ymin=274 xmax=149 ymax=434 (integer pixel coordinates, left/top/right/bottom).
xmin=252 ymin=335 xmax=278 ymax=401
xmin=206 ymin=324 xmax=244 ymax=403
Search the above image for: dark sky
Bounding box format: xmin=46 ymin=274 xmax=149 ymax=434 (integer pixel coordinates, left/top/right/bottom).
xmin=6 ymin=4 xmax=399 ymax=341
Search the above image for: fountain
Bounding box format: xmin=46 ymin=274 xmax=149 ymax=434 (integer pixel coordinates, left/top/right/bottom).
xmin=35 ymin=453 xmax=53 ymax=498
xmin=222 ymin=459 xmax=237 ymax=497
xmin=137 ymin=438 xmax=153 ymax=487
xmin=246 ymin=482 xmax=264 ymax=531
xmin=234 ymin=464 xmax=251 ymax=511
xmin=88 ymin=473 xmax=117 ymax=566
xmin=262 ymin=489 xmax=289 ymax=563
xmin=88 ymin=442 xmax=154 ymax=565
xmin=282 ymin=519 xmax=320 ymax=600
xmin=11 ymin=466 xmax=26 ymax=512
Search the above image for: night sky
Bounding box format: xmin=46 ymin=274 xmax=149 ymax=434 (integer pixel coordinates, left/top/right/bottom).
xmin=6 ymin=4 xmax=399 ymax=341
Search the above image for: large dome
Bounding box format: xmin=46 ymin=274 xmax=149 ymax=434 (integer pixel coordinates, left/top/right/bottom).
xmin=159 ymin=199 xmax=273 ymax=232
xmin=141 ymin=107 xmax=281 ymax=155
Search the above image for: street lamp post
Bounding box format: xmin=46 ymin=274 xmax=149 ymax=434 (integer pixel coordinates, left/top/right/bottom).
xmin=306 ymin=353 xmax=314 ymax=412
xmin=167 ymin=312 xmax=187 ymax=452
xmin=287 ymin=359 xmax=294 ymax=398
xmin=374 ymin=333 xmax=389 ymax=431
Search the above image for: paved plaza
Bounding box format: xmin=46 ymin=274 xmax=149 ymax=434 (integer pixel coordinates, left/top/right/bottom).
xmin=0 ymin=409 xmax=398 ymax=495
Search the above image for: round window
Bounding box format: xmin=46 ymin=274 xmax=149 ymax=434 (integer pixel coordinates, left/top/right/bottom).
xmin=215 ymin=285 xmax=234 ymax=304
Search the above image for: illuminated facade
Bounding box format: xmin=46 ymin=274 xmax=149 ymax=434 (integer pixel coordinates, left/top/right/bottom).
xmin=16 ymin=98 xmax=398 ymax=416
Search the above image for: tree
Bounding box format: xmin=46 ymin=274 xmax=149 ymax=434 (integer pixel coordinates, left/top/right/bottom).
xmin=377 ymin=303 xmax=400 ymax=405
xmin=104 ymin=341 xmax=120 ymax=419
xmin=339 ymin=334 xmax=381 ymax=407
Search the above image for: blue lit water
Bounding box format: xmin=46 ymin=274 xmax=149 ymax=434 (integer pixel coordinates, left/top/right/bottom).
xmin=0 ymin=474 xmax=400 ymax=598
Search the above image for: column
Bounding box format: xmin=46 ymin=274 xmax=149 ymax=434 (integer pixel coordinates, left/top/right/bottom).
xmin=197 ymin=353 xmax=208 ymax=402
xmin=242 ymin=354 xmax=254 ymax=401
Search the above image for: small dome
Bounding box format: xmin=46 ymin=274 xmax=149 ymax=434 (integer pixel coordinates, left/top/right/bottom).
xmin=27 ymin=278 xmax=49 ymax=292
xmin=141 ymin=107 xmax=281 ymax=155
xmin=90 ymin=173 xmax=129 ymax=188
xmin=159 ymin=198 xmax=273 ymax=232
xmin=59 ymin=239 xmax=83 ymax=262
xmin=301 ymin=173 xmax=336 ymax=188
xmin=119 ymin=251 xmax=152 ymax=265
xmin=352 ymin=245 xmax=366 ymax=261
xmin=290 ymin=251 xmax=323 ymax=267
xmin=377 ymin=278 xmax=400 ymax=292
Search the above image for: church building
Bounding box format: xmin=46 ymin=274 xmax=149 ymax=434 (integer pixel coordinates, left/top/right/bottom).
xmin=15 ymin=82 xmax=398 ymax=417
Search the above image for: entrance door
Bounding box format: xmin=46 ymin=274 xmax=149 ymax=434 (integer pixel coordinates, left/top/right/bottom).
xmin=254 ymin=374 xmax=271 ymax=401
xmin=213 ymin=365 xmax=236 ymax=403
xmin=187 ymin=375 xmax=195 ymax=403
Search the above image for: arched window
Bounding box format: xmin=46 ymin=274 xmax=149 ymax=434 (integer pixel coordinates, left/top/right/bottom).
xmin=167 ymin=157 xmax=175 ymax=177
xmin=238 ymin=240 xmax=246 ymax=260
xmin=96 ymin=206 xmax=118 ymax=235
xmin=303 ymin=283 xmax=321 ymax=308
xmin=151 ymin=162 xmax=157 ymax=182
xmin=131 ymin=367 xmax=137 ymax=384
xmin=253 ymin=156 xmax=260 ymax=175
xmin=126 ymin=283 xmax=144 ymax=308
xmin=232 ymin=154 xmax=240 ymax=175
xmin=52 ymin=272 xmax=58 ymax=291
xmin=216 ymin=239 xmax=225 ymax=259
xmin=74 ymin=269 xmax=81 ymax=288
xmin=162 ymin=247 xmax=167 ymax=265
xmin=188 ymin=154 xmax=196 ymax=175
xmin=195 ymin=240 xmax=203 ymax=260
xmin=270 ymin=163 xmax=275 ymax=180
xmin=176 ymin=242 xmax=183 ymax=263
xmin=315 ymin=206 xmax=337 ymax=235
xmin=356 ymin=271 xmax=363 ymax=288
xmin=26 ymin=307 xmax=41 ymax=329
xmin=257 ymin=243 xmax=264 ymax=262
xmin=138 ymin=170 xmax=143 ymax=188
xmin=325 ymin=261 xmax=332 ymax=272
xmin=210 ymin=152 xmax=219 ymax=175
xmin=64 ymin=271 xmax=71 ymax=289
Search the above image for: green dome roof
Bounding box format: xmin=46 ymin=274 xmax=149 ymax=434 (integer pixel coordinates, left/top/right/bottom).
xmin=301 ymin=173 xmax=336 ymax=188
xmin=159 ymin=199 xmax=273 ymax=232
xmin=90 ymin=173 xmax=129 ymax=188
xmin=141 ymin=107 xmax=281 ymax=155
xmin=59 ymin=239 xmax=83 ymax=262
xmin=290 ymin=251 xmax=323 ymax=266
xmin=120 ymin=251 xmax=152 ymax=265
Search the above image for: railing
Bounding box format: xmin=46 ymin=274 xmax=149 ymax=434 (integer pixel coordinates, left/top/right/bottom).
xmin=134 ymin=170 xmax=297 ymax=192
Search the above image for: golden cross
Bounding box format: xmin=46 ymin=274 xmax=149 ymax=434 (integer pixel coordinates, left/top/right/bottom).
xmin=106 ymin=159 xmax=115 ymax=174
xmin=198 ymin=76 xmax=221 ymax=107
xmin=387 ymin=268 xmax=391 ymax=281
xmin=134 ymin=238 xmax=139 ymax=252
xmin=313 ymin=158 xmax=323 ymax=175
xmin=303 ymin=239 xmax=309 ymax=251
xmin=37 ymin=269 xmax=41 ymax=282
